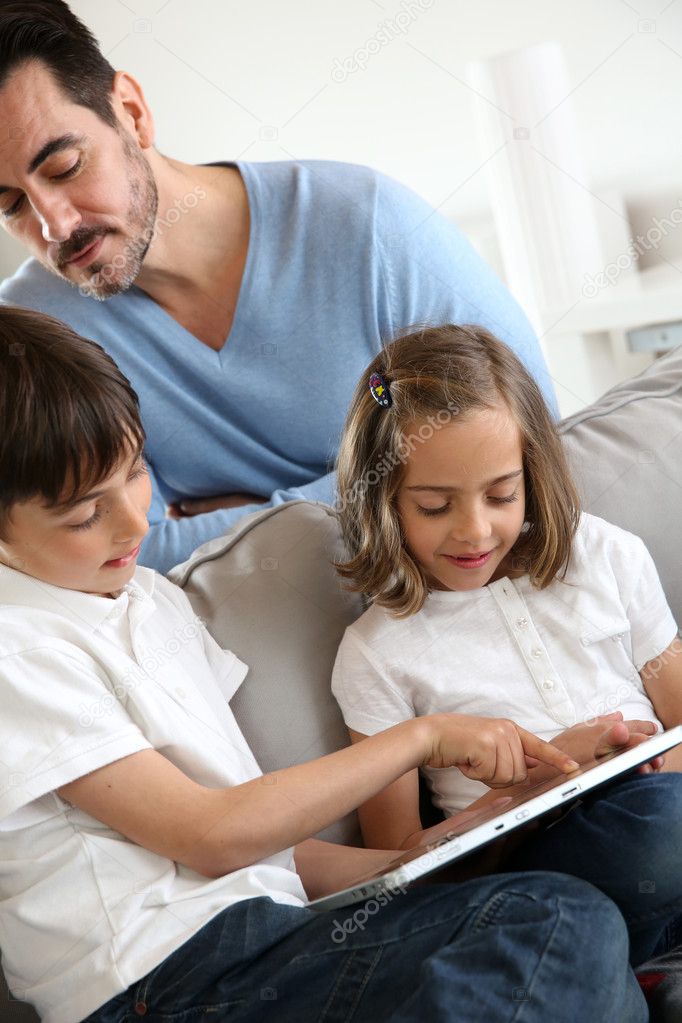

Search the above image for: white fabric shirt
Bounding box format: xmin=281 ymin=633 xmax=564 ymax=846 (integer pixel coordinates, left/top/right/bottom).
xmin=332 ymin=513 xmax=679 ymax=815
xmin=0 ymin=566 xmax=307 ymax=1023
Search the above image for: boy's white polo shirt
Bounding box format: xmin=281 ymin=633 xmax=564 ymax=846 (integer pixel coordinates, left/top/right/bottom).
xmin=0 ymin=565 xmax=307 ymax=1023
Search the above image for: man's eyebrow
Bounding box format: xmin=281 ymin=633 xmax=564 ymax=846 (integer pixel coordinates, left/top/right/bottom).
xmin=49 ymin=448 xmax=145 ymax=515
xmin=27 ymin=133 xmax=84 ymax=176
xmin=405 ymin=469 xmax=523 ymax=493
xmin=0 ymin=133 xmax=85 ymax=196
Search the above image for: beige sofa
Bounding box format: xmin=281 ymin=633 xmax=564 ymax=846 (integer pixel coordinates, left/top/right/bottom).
xmin=3 ymin=345 xmax=681 ymax=1020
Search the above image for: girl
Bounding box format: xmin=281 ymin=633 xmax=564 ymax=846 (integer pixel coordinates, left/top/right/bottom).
xmin=332 ymin=322 xmax=682 ymax=971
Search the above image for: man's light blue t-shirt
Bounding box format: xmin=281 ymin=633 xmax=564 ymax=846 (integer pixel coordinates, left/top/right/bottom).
xmin=0 ymin=160 xmax=556 ymax=574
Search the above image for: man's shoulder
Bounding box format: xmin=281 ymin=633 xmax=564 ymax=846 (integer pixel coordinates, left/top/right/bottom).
xmin=0 ymin=257 xmax=99 ymax=331
xmin=239 ymin=158 xmax=425 ymax=225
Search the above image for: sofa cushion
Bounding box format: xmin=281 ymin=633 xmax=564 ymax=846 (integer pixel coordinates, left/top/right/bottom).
xmin=559 ymin=345 xmax=682 ymax=625
xmin=169 ymin=501 xmax=365 ymax=845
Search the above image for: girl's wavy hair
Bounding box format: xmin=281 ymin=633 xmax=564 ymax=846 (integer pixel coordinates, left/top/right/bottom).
xmin=334 ymin=323 xmax=580 ymax=617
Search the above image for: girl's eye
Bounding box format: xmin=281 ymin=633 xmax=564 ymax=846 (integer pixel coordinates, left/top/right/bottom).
xmin=70 ymin=510 xmax=101 ymax=532
xmin=489 ymin=491 xmax=519 ymax=505
xmin=418 ymin=504 xmax=449 ymax=517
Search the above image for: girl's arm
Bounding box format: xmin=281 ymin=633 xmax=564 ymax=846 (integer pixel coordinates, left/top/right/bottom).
xmin=56 ymin=714 xmax=575 ymax=881
xmin=641 ymin=636 xmax=682 ymax=771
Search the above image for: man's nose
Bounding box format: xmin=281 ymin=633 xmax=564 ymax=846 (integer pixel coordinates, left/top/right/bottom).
xmin=32 ymin=193 xmax=81 ymax=244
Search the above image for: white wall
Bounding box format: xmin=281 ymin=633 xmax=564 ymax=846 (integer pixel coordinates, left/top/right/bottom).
xmin=2 ymin=0 xmax=681 ymax=317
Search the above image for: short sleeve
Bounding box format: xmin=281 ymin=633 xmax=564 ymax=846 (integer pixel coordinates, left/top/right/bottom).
xmin=331 ymin=628 xmax=414 ymax=735
xmin=0 ymin=647 xmax=151 ymax=820
xmin=199 ymin=626 xmax=249 ymax=703
xmin=620 ymin=535 xmax=679 ymax=670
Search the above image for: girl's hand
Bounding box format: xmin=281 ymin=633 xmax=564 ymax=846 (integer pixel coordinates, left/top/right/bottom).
xmin=549 ymin=713 xmax=662 ymax=773
xmin=422 ymin=713 xmax=578 ymax=787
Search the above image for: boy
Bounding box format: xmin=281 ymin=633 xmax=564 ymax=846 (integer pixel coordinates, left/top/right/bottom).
xmin=0 ymin=305 xmax=659 ymax=1022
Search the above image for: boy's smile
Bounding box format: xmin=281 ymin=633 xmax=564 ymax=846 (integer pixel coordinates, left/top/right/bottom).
xmin=0 ymin=446 xmax=151 ymax=598
xmin=396 ymin=405 xmax=527 ymax=592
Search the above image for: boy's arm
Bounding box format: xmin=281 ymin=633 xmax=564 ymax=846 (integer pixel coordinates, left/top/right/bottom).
xmin=56 ymin=715 xmax=576 ymax=880
xmin=641 ymin=636 xmax=682 ymax=771
xmin=349 ymin=716 xmax=663 ymax=851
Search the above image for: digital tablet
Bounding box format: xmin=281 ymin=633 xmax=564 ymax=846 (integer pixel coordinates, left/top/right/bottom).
xmin=309 ymin=725 xmax=682 ymax=911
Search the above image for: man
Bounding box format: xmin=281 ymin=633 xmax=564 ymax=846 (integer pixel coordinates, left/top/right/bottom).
xmin=0 ymin=1 xmax=557 ymax=574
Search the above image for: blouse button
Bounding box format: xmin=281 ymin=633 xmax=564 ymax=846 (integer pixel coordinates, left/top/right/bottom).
xmin=542 ymin=679 xmax=555 ymax=690
xmin=516 ymin=617 xmax=528 ymax=628
xmin=532 ymin=648 xmax=543 ymax=659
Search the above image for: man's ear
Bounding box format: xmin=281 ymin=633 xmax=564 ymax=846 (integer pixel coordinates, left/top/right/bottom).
xmin=110 ymin=71 xmax=155 ymax=150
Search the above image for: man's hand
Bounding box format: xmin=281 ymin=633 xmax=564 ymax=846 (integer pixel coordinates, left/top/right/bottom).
xmin=167 ymin=493 xmax=267 ymax=518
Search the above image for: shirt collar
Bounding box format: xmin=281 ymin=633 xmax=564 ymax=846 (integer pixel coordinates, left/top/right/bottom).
xmin=0 ymin=564 xmax=156 ymax=633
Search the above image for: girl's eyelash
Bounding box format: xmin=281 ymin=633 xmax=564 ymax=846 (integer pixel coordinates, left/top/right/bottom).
xmin=68 ymin=465 xmax=147 ymax=531
xmin=2 ymin=160 xmax=81 ymax=219
xmin=417 ymin=493 xmax=519 ymax=517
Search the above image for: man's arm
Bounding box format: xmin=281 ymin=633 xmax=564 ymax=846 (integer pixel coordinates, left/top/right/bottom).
xmin=139 ymin=459 xmax=338 ymax=575
xmin=641 ymin=636 xmax=682 ymax=771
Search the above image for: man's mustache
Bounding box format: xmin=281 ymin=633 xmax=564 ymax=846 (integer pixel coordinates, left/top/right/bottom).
xmin=56 ymin=227 xmax=111 ymax=268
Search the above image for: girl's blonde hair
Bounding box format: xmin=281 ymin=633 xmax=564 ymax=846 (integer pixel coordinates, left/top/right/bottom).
xmin=334 ymin=323 xmax=580 ymax=617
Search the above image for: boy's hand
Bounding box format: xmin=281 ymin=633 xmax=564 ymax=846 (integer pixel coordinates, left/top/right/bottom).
xmin=422 ymin=713 xmax=578 ymax=787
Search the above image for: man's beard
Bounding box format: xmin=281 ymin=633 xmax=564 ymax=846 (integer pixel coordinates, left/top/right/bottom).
xmin=59 ymin=133 xmax=159 ymax=301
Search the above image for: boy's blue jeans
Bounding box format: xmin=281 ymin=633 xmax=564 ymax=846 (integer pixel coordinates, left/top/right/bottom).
xmin=86 ymin=875 xmax=644 ymax=1022
xmin=85 ymin=773 xmax=682 ymax=1022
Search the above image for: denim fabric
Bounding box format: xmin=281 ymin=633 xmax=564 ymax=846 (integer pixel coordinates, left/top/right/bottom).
xmin=84 ymin=871 xmax=646 ymax=1023
xmin=505 ymin=772 xmax=682 ymax=965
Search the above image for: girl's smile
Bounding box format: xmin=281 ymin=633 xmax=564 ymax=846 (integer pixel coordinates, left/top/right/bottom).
xmin=396 ymin=405 xmax=526 ymax=592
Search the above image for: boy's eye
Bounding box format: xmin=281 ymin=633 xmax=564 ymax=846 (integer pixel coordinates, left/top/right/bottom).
xmin=67 ymin=460 xmax=146 ymax=531
xmin=70 ymin=509 xmax=101 ymax=532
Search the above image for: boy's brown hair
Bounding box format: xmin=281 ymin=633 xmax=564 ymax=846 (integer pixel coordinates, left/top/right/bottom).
xmin=334 ymin=323 xmax=580 ymax=617
xmin=0 ymin=305 xmax=145 ymax=538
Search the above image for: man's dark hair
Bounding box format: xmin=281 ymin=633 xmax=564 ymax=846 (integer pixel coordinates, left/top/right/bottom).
xmin=0 ymin=305 xmax=146 ymax=538
xmin=0 ymin=1 xmax=117 ymax=128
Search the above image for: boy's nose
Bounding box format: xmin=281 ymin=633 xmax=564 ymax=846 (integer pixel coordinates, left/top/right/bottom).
xmin=113 ymin=503 xmax=149 ymax=546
